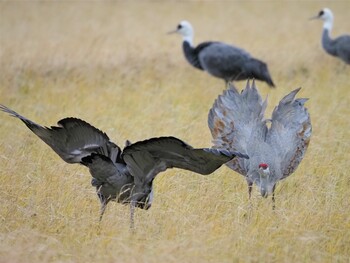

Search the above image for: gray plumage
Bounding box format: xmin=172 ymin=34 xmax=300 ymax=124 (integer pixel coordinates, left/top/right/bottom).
xmin=1 ymin=105 xmax=248 ymax=227
xmin=208 ymin=80 xmax=312 ymax=205
xmin=311 ymin=8 xmax=350 ymax=64
xmin=169 ymin=21 xmax=275 ymax=87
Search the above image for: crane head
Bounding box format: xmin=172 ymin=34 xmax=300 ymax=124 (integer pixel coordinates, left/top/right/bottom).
xmin=310 ymin=8 xmax=334 ymax=32
xmin=168 ymin=21 xmax=194 ymax=46
xmin=259 ymin=163 xmax=268 ymax=170
xmin=170 ymin=21 xmax=193 ymax=36
xmin=129 ymin=178 xmax=156 ymax=210
xmin=317 ymin=8 xmax=333 ymax=22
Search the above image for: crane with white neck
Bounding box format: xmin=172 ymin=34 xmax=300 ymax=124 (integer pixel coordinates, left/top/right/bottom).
xmin=311 ymin=8 xmax=350 ymax=64
xmin=169 ymin=21 xmax=275 ymax=87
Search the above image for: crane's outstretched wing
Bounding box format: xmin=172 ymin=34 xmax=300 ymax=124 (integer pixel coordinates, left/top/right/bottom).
xmin=208 ymin=80 xmax=267 ymax=176
xmin=266 ymin=88 xmax=312 ymax=179
xmin=122 ymin=136 xmax=248 ymax=186
xmin=0 ymin=105 xmax=121 ymax=164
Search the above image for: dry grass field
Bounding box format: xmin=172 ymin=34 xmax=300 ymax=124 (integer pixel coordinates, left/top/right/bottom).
xmin=0 ymin=1 xmax=349 ymax=262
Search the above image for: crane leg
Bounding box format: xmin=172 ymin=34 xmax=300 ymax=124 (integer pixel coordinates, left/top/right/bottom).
xmin=97 ymin=192 xmax=109 ymax=222
xmin=246 ymin=181 xmax=254 ymax=217
xmin=248 ymin=182 xmax=253 ymax=199
xmin=129 ymin=201 xmax=137 ymax=231
xmin=272 ymin=185 xmax=276 ymax=210
xmin=99 ymin=201 xmax=107 ymax=221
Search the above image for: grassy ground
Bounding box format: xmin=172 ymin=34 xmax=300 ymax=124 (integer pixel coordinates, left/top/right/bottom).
xmin=0 ymin=1 xmax=349 ymax=262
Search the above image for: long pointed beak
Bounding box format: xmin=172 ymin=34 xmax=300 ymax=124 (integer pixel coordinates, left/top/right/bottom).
xmin=167 ymin=29 xmax=178 ymax=35
xmin=309 ymin=15 xmax=319 ymax=20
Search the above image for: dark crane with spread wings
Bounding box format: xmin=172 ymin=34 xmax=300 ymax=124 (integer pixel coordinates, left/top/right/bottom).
xmin=1 ymin=105 xmax=248 ymax=227
xmin=208 ymin=81 xmax=312 ymax=206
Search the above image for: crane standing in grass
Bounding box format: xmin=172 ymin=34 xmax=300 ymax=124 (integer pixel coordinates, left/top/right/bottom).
xmin=0 ymin=105 xmax=248 ymax=228
xmin=208 ymin=80 xmax=312 ymax=207
xmin=169 ymin=20 xmax=275 ymax=87
xmin=311 ymin=8 xmax=350 ymax=65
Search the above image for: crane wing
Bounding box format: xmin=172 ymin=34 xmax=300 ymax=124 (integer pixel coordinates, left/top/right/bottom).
xmin=198 ymin=42 xmax=251 ymax=78
xmin=266 ymin=88 xmax=312 ymax=179
xmin=185 ymin=41 xmax=215 ymax=70
xmin=208 ymin=81 xmax=267 ymax=176
xmin=122 ymin=136 xmax=247 ymax=186
xmin=0 ymin=105 xmax=121 ymax=164
xmin=334 ymin=35 xmax=350 ymax=64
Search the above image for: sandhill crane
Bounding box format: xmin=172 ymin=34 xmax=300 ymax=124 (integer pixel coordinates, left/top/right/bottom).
xmin=208 ymin=81 xmax=312 ymax=207
xmin=311 ymin=8 xmax=350 ymax=64
xmin=1 ymin=105 xmax=248 ymax=227
xmin=169 ymin=21 xmax=275 ymax=87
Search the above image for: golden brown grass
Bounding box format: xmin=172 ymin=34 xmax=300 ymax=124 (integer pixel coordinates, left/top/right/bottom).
xmin=0 ymin=2 xmax=349 ymax=262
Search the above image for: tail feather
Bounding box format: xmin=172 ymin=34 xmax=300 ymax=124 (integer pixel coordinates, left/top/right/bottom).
xmin=246 ymin=59 xmax=275 ymax=88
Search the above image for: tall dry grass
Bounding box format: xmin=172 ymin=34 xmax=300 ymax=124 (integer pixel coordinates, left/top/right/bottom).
xmin=0 ymin=2 xmax=349 ymax=262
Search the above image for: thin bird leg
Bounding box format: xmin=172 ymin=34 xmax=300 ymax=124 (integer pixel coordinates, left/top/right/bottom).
xmin=99 ymin=200 xmax=108 ymax=222
xmin=246 ymin=181 xmax=254 ymax=214
xmin=248 ymin=181 xmax=253 ymax=199
xmin=97 ymin=191 xmax=109 ymax=222
xmin=129 ymin=200 xmax=136 ymax=230
xmin=272 ymin=184 xmax=276 ymax=210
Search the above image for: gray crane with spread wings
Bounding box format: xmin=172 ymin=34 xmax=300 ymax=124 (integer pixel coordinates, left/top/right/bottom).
xmin=208 ymin=81 xmax=311 ymax=206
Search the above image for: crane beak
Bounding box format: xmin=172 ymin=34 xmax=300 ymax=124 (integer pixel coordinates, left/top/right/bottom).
xmin=309 ymin=15 xmax=319 ymax=20
xmin=167 ymin=29 xmax=178 ymax=35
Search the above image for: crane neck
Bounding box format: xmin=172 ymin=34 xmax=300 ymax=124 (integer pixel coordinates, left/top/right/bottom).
xmin=182 ymin=41 xmax=203 ymax=70
xmin=323 ymin=17 xmax=333 ymax=32
xmin=322 ymin=29 xmax=337 ymax=56
xmin=183 ymin=36 xmax=194 ymax=47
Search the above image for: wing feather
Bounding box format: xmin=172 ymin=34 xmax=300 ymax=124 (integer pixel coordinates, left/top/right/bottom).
xmin=208 ymin=81 xmax=267 ymax=176
xmin=334 ymin=35 xmax=350 ymax=64
xmin=122 ymin=136 xmax=246 ymax=185
xmin=267 ymin=88 xmax=312 ymax=179
xmin=0 ymin=105 xmax=120 ymax=164
xmin=198 ymin=42 xmax=251 ymax=79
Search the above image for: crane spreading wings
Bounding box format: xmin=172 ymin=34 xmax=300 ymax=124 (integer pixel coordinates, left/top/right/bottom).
xmin=1 ymin=105 xmax=248 ymax=227
xmin=208 ymin=80 xmax=311 ymax=204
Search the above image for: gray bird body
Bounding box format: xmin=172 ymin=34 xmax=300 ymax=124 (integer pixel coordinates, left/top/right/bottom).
xmin=312 ymin=8 xmax=350 ymax=64
xmin=1 ymin=105 xmax=248 ymax=226
xmin=322 ymin=29 xmax=350 ymax=64
xmin=183 ymin=41 xmax=274 ymax=86
xmin=208 ymin=81 xmax=312 ymax=202
xmin=171 ymin=21 xmax=275 ymax=87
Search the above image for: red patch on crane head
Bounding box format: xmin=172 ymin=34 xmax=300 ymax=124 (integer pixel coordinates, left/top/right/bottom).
xmin=259 ymin=163 xmax=268 ymax=169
